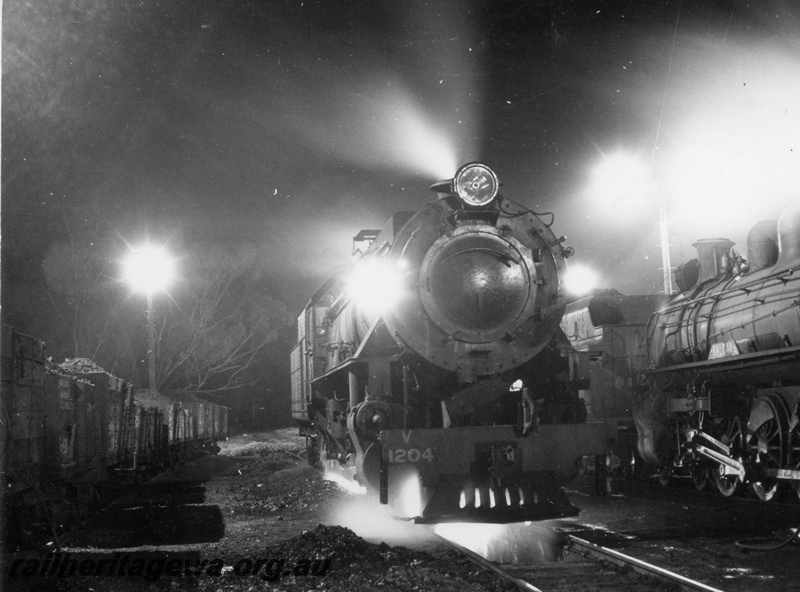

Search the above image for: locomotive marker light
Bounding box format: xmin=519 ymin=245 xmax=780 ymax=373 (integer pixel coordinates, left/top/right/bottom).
xmin=563 ymin=263 xmax=599 ymax=297
xmin=345 ymin=256 xmax=407 ymax=316
xmin=122 ymin=243 xmax=177 ymax=393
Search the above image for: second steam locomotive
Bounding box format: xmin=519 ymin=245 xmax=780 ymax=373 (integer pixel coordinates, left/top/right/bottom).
xmin=561 ymin=204 xmax=800 ymax=502
xmin=636 ymin=204 xmax=800 ymax=501
xmin=291 ymin=163 xmax=608 ymax=523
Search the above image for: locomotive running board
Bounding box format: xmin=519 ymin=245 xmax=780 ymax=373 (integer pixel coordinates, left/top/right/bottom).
xmin=380 ymin=423 xmax=608 ymax=524
xmin=643 ymin=344 xmax=800 ymax=377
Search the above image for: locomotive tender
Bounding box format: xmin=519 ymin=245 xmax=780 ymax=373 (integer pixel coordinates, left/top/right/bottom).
xmin=632 ymin=205 xmax=800 ymax=501
xmin=291 ymin=163 xmax=608 ymax=523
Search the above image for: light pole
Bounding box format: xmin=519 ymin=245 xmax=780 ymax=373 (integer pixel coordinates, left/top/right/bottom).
xmin=122 ymin=243 xmax=176 ymax=393
xmin=145 ymin=291 xmax=156 ymax=392
xmin=657 ymin=199 xmax=673 ymax=295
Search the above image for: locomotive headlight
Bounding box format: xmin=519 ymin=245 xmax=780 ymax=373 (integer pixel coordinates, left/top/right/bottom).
xmin=453 ymin=163 xmax=499 ymax=207
xmin=346 ymin=257 xmax=406 ymax=316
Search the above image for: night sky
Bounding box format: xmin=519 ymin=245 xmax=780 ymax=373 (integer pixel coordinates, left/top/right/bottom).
xmin=4 ymin=0 xmax=800 ymax=338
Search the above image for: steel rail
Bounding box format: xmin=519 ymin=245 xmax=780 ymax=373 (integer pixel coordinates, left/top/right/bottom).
xmin=565 ymin=535 xmax=725 ymax=592
xmin=434 ymin=534 xmax=544 ymax=592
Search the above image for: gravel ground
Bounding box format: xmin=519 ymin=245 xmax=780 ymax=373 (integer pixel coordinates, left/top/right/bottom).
xmin=549 ymin=476 xmax=800 ymax=592
xmin=6 ymin=429 xmax=798 ymax=592
xmin=4 ymin=429 xmax=516 ymax=592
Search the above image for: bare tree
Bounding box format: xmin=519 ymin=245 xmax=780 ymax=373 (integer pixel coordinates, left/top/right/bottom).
xmin=35 ymin=206 xmax=291 ymax=394
xmin=40 ymin=206 xmax=130 ymax=358
xmin=153 ymin=244 xmax=291 ymax=396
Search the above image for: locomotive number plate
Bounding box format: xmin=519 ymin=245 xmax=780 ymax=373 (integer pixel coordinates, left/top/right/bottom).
xmin=387 ymin=448 xmax=434 ymax=463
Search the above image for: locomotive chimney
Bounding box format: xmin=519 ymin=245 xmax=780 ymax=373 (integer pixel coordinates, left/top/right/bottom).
xmin=746 ymin=219 xmax=779 ymax=272
xmin=691 ymin=238 xmax=735 ymax=284
xmin=775 ymin=203 xmax=800 ymax=269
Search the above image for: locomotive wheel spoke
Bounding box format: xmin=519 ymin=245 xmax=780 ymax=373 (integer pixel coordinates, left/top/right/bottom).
xmin=791 ymin=424 xmax=800 ymax=502
xmin=692 ymin=467 xmax=710 ymax=492
xmin=750 ymin=416 xmax=783 ymax=502
xmin=793 ymin=463 xmax=800 ymax=502
xmin=751 ymin=473 xmax=780 ymax=501
xmin=713 ymin=463 xmax=741 ymax=497
xmin=713 ymin=416 xmax=744 ymax=497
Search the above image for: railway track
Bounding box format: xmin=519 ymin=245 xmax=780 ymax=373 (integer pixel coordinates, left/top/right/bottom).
xmin=434 ymin=533 xmax=544 ymax=592
xmin=563 ymin=535 xmax=724 ymax=592
xmin=435 ymin=527 xmax=726 ymax=592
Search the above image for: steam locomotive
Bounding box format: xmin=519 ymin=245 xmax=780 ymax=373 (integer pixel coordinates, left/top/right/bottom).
xmin=634 ymin=204 xmax=800 ymax=501
xmin=560 ymin=205 xmax=800 ymax=502
xmin=291 ymin=163 xmax=608 ymax=523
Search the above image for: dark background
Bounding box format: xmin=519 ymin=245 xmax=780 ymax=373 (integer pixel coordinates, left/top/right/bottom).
xmin=3 ymin=0 xmax=799 ymax=426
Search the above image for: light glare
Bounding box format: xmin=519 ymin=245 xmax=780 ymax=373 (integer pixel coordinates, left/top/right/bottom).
xmin=326 ymin=496 xmax=438 ymax=547
xmin=563 ymin=264 xmax=599 ymax=296
xmin=650 ymin=44 xmax=800 ymax=244
xmin=434 ymin=523 xmax=507 ymax=557
xmin=346 ymin=257 xmax=406 ymax=316
xmin=122 ymin=244 xmax=176 ymax=295
xmin=324 ymin=470 xmax=367 ymax=495
xmin=661 ymin=47 xmax=800 ymax=228
xmin=390 ymin=470 xmax=424 ymax=519
xmin=588 ymin=152 xmax=657 ymax=222
xmin=284 ymin=78 xmax=468 ymax=180
xmin=435 ymin=522 xmax=562 ymax=564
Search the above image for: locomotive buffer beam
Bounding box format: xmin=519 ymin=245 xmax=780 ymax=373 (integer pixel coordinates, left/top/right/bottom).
xmin=380 ymin=423 xmax=607 ymax=524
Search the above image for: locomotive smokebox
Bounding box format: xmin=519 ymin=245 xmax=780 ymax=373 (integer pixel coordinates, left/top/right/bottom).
xmin=381 ymin=164 xmax=571 ymax=377
xmin=419 ymin=227 xmax=531 ymax=343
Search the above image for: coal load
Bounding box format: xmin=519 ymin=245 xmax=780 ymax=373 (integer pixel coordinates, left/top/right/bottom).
xmin=49 ymin=357 xmax=107 ymax=375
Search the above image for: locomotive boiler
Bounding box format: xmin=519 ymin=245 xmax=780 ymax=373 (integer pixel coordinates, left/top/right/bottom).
xmin=291 ymin=163 xmax=608 ymax=523
xmin=636 ymin=204 xmax=800 ymax=500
